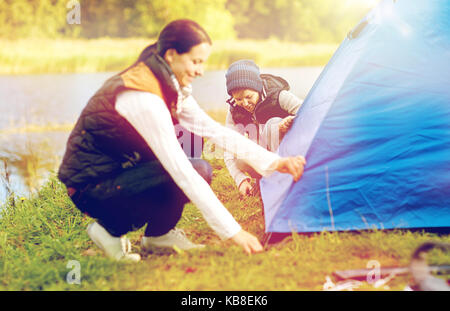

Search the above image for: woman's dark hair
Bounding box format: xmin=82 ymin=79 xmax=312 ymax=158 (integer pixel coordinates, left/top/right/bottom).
xmin=137 ymin=19 xmax=212 ymax=63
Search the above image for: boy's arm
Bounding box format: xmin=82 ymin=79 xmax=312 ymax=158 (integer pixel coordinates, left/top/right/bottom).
xmin=279 ymin=90 xmax=303 ymax=115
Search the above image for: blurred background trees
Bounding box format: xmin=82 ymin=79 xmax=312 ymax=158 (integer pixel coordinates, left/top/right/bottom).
xmin=0 ymin=0 xmax=376 ymax=42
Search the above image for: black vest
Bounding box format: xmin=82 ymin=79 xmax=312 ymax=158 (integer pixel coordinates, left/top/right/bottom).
xmin=58 ymin=55 xmax=178 ymax=188
xmin=228 ymin=74 xmax=291 ymax=126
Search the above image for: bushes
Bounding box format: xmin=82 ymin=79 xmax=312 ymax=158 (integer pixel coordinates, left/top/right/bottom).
xmin=0 ymin=0 xmax=374 ymax=42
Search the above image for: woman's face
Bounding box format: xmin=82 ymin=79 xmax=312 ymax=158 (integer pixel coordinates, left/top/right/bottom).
xmin=164 ymin=42 xmax=211 ymax=87
xmin=231 ymin=89 xmax=260 ymax=114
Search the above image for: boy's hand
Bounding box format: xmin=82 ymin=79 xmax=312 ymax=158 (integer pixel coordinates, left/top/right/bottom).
xmin=279 ymin=116 xmax=296 ymax=136
xmin=231 ymin=229 xmax=263 ymax=254
xmin=274 ymin=155 xmax=306 ymax=182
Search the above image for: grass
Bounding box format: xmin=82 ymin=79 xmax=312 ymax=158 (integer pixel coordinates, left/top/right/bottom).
xmin=0 ymin=38 xmax=338 ymax=75
xmin=0 ymin=156 xmax=449 ymax=291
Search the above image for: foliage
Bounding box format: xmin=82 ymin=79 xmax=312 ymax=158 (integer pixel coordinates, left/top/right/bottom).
xmin=0 ymin=0 xmax=235 ymax=40
xmin=0 ymin=0 xmax=377 ymax=43
xmin=226 ymin=0 xmax=374 ymax=42
xmin=0 ymin=0 xmax=80 ymax=39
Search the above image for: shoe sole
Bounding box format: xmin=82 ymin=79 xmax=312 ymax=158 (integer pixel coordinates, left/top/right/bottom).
xmin=87 ymin=223 xmax=141 ymax=262
xmin=141 ymin=240 xmax=205 ymax=252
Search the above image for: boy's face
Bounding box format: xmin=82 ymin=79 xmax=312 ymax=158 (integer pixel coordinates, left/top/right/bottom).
xmin=231 ymin=89 xmax=260 ymax=114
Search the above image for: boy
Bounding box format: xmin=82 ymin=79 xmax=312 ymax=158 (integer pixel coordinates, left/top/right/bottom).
xmin=224 ymin=60 xmax=303 ymax=196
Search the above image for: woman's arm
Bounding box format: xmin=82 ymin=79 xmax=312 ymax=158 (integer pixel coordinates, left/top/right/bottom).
xmin=115 ymin=90 xmax=241 ymax=240
xmin=177 ymin=96 xmax=281 ymax=177
xmin=279 ymin=90 xmax=303 ymax=115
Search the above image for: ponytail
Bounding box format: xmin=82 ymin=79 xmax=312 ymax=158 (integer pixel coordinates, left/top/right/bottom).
xmin=137 ymin=42 xmax=158 ymax=63
xmin=122 ymin=19 xmax=211 ymax=73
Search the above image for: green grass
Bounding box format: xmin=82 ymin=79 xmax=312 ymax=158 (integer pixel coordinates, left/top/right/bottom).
xmin=0 ymin=157 xmax=449 ymax=291
xmin=0 ymin=38 xmax=338 ymax=75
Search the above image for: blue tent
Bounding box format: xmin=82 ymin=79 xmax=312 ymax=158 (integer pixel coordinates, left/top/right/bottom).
xmin=260 ymin=0 xmax=450 ymax=235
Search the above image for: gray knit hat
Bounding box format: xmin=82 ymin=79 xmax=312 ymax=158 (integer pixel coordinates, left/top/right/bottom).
xmin=225 ymin=59 xmax=263 ymax=95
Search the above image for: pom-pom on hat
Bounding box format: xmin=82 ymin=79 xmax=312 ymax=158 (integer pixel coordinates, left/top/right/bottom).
xmin=226 ymin=59 xmax=263 ymax=95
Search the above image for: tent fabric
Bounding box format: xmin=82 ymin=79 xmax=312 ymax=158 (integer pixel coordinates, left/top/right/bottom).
xmin=260 ymin=0 xmax=450 ymax=233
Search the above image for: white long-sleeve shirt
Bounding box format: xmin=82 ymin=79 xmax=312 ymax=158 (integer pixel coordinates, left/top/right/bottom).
xmin=115 ymin=89 xmax=281 ymax=240
xmin=224 ymin=90 xmax=303 ymax=188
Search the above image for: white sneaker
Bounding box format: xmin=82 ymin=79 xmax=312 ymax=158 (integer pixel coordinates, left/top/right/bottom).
xmin=120 ymin=236 xmax=142 ymax=262
xmin=87 ymin=222 xmax=141 ymax=262
xmin=141 ymin=228 xmax=205 ymax=251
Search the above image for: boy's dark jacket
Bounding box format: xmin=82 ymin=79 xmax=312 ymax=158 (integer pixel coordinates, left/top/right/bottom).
xmin=228 ymin=74 xmax=291 ymax=126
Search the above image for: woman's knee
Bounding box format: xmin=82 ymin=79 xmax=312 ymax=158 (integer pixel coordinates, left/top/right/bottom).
xmin=189 ymin=159 xmax=212 ymax=184
xmin=144 ymin=197 xmax=185 ymax=237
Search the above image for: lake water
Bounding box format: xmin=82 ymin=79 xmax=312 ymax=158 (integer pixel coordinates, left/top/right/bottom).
xmin=0 ymin=67 xmax=323 ymax=204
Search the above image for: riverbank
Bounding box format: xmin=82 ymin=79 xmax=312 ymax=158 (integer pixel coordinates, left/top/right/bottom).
xmin=0 ymin=157 xmax=449 ymax=291
xmin=0 ymin=110 xmax=228 ymax=204
xmin=0 ymin=38 xmax=337 ymax=75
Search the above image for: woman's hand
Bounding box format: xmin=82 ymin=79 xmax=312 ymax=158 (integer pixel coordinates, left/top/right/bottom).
xmin=231 ymin=229 xmax=264 ymax=254
xmin=274 ymin=155 xmax=306 ymax=182
xmin=238 ymin=179 xmax=253 ymax=196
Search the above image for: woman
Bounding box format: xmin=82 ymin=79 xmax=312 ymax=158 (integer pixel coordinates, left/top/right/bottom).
xmin=224 ymin=60 xmax=303 ymax=196
xmin=58 ymin=19 xmax=306 ymax=262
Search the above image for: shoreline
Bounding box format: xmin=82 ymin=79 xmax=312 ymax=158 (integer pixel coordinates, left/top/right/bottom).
xmin=0 ymin=38 xmax=337 ymax=75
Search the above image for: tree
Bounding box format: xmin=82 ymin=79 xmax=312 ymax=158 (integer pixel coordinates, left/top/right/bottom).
xmin=133 ymin=0 xmax=236 ymax=40
xmin=0 ymin=0 xmax=373 ymax=42
xmin=225 ymin=0 xmax=374 ymax=43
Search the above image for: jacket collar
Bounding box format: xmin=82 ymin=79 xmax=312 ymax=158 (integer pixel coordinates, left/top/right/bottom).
xmin=145 ymin=53 xmax=193 ymax=115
